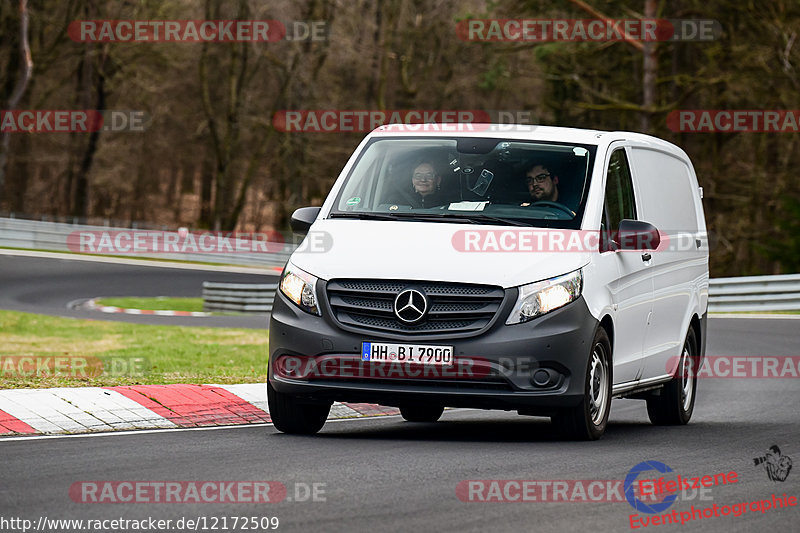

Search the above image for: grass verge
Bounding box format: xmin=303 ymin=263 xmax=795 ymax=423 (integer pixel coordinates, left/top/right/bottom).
xmin=95 ymin=297 xmax=204 ymax=312
xmin=0 ymin=310 xmax=267 ymax=389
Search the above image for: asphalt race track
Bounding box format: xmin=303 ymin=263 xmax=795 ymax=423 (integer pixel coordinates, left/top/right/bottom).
xmin=0 ymin=252 xmax=277 ymax=328
xmin=1 ymin=251 xmax=798 ymax=531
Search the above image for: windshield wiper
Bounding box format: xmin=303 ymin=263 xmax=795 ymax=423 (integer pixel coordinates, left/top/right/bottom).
xmin=387 ymin=213 xmax=532 ymax=226
xmin=329 ymin=212 xmax=531 ymax=226
xmin=328 ymin=212 xmax=399 ymax=221
xmin=329 ymin=212 xmax=478 ymax=224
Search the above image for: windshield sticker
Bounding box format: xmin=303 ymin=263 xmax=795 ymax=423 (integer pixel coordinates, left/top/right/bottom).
xmin=345 ymin=197 xmax=361 ymax=206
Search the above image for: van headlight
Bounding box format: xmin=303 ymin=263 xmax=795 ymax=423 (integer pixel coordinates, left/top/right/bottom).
xmin=506 ymin=269 xmax=582 ymax=324
xmin=279 ymin=264 xmax=321 ymax=316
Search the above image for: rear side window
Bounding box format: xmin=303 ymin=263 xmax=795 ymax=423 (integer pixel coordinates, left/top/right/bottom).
xmin=603 ymin=148 xmax=637 ymax=231
xmin=628 ymin=147 xmax=699 ymax=232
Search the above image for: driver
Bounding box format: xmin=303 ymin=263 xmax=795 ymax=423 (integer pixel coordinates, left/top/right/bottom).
xmin=525 ymin=163 xmax=560 ymax=203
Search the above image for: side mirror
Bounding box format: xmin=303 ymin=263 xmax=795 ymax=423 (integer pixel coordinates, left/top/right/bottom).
xmin=617 ymin=219 xmax=660 ymax=250
xmin=290 ymin=207 xmax=321 ymax=235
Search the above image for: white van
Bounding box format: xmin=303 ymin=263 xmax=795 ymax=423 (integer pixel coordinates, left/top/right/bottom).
xmin=268 ymin=125 xmax=708 ymax=440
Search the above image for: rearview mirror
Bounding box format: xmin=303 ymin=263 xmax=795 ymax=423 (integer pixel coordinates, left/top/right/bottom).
xmin=290 ymin=207 xmax=321 ymax=235
xmin=617 ymin=219 xmax=660 ymax=250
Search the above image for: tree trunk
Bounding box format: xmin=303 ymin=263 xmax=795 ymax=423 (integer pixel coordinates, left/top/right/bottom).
xmin=72 ymin=54 xmax=106 ymax=219
xmin=199 ymin=152 xmax=214 ymax=229
xmin=641 ymin=0 xmax=657 ymax=132
xmin=0 ymin=0 xmax=33 ymax=204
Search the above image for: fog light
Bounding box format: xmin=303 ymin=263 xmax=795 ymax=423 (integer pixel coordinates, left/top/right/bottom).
xmin=531 ymin=369 xmax=553 ymax=387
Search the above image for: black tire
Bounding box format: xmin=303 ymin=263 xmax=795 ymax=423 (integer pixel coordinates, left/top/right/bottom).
xmin=552 ymin=327 xmax=612 ymax=441
xmin=267 ymin=381 xmax=330 ymax=435
xmin=647 ymin=328 xmax=698 ymax=425
xmin=400 ymin=404 xmax=444 ymax=422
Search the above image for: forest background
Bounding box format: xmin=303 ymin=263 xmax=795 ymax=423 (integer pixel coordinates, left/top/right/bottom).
xmin=1 ymin=0 xmax=799 ymax=277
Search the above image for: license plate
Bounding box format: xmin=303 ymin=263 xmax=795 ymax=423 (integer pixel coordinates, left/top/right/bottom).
xmin=361 ymin=342 xmax=454 ymax=366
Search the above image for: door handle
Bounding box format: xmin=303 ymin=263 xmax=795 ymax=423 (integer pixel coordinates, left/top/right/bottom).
xmin=641 ymin=252 xmax=652 ymax=262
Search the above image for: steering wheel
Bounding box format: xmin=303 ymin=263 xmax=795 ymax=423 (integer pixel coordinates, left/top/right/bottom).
xmin=530 ymin=201 xmax=575 ymax=217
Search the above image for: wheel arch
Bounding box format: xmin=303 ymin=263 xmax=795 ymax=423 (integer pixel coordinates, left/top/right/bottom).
xmin=599 ymin=314 xmax=614 ymax=358
xmin=689 ymin=312 xmax=705 ymax=363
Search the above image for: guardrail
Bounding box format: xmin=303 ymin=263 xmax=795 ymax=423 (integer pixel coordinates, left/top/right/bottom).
xmin=708 ymin=274 xmax=800 ymax=312
xmin=0 ymin=217 xmax=295 ymax=269
xmin=201 ymin=274 xmax=800 ymax=316
xmin=202 ymin=282 xmax=278 ymax=314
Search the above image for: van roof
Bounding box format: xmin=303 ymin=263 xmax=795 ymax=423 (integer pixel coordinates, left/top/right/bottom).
xmin=368 ymin=123 xmax=684 ymax=155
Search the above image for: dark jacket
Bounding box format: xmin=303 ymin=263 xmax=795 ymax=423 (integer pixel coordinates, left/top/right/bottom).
xmin=387 ymin=188 xmax=449 ymax=209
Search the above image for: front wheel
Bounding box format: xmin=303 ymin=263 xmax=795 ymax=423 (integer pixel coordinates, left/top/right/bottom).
xmin=400 ymin=404 xmax=444 ymax=422
xmin=552 ymin=327 xmax=612 ymax=440
xmin=647 ymin=328 xmax=698 ymax=425
xmin=267 ymin=381 xmax=330 ymax=435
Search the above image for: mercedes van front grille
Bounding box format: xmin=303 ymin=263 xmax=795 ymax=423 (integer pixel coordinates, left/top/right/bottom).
xmin=326 ymin=279 xmax=505 ymax=335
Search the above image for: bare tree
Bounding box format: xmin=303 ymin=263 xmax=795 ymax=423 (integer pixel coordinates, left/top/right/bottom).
xmin=199 ymin=0 xmax=251 ymax=230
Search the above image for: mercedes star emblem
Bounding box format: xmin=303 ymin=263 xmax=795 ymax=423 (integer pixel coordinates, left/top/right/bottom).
xmin=394 ymin=289 xmax=428 ymax=324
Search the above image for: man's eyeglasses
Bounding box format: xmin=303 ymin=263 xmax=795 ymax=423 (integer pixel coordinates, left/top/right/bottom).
xmin=413 ymin=173 xmax=436 ymax=181
xmin=526 ymin=173 xmax=551 ymax=184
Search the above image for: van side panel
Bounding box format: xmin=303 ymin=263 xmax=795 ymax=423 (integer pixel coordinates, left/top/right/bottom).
xmin=628 ymin=146 xmax=709 ymax=380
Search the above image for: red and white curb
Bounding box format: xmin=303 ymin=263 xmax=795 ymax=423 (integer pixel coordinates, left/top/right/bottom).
xmin=82 ymin=298 xmax=212 ymax=317
xmin=0 ymin=384 xmax=400 ymax=436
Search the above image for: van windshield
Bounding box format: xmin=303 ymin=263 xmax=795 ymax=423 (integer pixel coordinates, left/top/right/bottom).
xmin=330 ymin=137 xmax=597 ymax=229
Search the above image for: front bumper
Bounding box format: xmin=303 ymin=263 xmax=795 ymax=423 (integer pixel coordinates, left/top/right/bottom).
xmin=268 ymin=288 xmax=598 ymax=415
